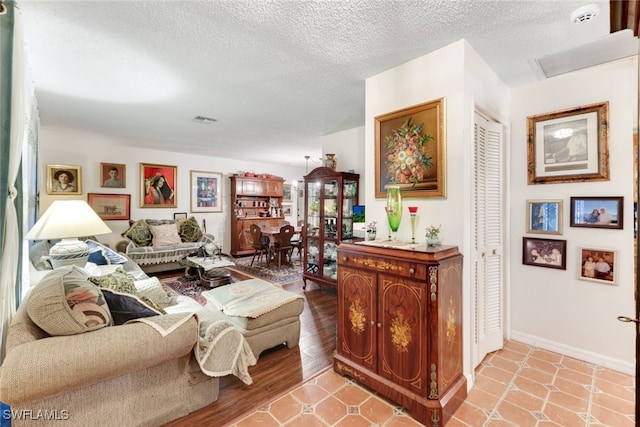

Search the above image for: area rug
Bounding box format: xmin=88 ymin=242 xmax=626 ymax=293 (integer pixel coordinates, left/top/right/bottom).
xmin=228 ymin=254 xmax=303 ymax=285
xmin=160 ymin=276 xmax=207 ymax=306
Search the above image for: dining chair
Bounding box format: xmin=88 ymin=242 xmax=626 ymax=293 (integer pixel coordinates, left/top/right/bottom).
xmin=249 ymin=224 xmax=270 ymax=266
xmin=273 ymin=224 xmax=295 ymax=268
xmin=290 ymin=225 xmax=305 ymax=258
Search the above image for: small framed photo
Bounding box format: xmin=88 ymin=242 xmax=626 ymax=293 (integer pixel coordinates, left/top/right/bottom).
xmin=87 ymin=193 xmax=131 ymax=220
xmin=141 ymin=163 xmax=177 ymax=208
xmin=522 ymin=237 xmax=567 ymax=270
xmin=578 ymin=246 xmax=617 ymax=285
xmin=570 ymin=196 xmax=623 ymax=229
xmin=283 ymin=184 xmax=293 ymax=202
xmin=190 ymin=170 xmax=222 ymax=213
xmin=526 ymin=199 xmax=562 ymax=234
xmin=100 ymin=163 xmax=126 ymax=188
xmin=47 ymin=164 xmax=82 ymax=195
xmin=173 ymin=212 xmax=187 ymax=220
xmin=527 ymin=102 xmax=609 ymax=184
xmin=283 ymin=204 xmax=293 ymax=216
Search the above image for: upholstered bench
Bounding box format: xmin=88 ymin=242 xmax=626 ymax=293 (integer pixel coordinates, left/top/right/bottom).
xmin=201 ymin=279 xmax=304 ymax=359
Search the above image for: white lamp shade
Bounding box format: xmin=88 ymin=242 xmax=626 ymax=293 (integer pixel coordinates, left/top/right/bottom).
xmin=25 ymin=200 xmax=112 ymax=240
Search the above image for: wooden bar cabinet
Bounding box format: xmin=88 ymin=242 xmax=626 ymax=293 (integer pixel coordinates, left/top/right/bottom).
xmin=334 ymin=242 xmax=466 ymax=426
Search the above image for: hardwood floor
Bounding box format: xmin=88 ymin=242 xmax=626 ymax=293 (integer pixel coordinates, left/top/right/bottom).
xmin=163 ymin=269 xmax=337 ymax=427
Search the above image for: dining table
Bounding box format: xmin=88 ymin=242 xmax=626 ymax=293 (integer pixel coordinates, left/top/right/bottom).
xmin=259 ymin=226 xmax=301 ymax=265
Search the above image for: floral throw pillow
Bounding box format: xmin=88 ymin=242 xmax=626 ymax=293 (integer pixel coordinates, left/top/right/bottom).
xmin=179 ymin=216 xmax=203 ymax=242
xmin=122 ymin=220 xmax=152 ymax=247
xmin=89 ymin=268 xmax=166 ymax=315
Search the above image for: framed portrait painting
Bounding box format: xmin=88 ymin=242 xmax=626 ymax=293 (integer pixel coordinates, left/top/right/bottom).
xmin=100 ymin=162 xmax=126 ymax=188
xmin=190 ymin=170 xmax=222 ymax=213
xmin=577 ymin=246 xmax=617 ymax=285
xmin=375 ymin=98 xmax=446 ymax=198
xmin=526 ymin=199 xmax=562 ymax=234
xmin=570 ymin=196 xmax=623 ymax=229
xmin=522 ymin=237 xmax=567 ymax=270
xmin=140 ymin=163 xmax=177 ymax=208
xmin=47 ymin=164 xmax=82 ymax=195
xmin=527 ymin=102 xmax=609 ymax=184
xmin=87 ymin=193 xmax=130 ymax=220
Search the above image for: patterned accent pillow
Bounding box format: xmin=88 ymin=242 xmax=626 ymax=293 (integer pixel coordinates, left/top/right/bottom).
xmin=27 ymin=266 xmax=113 ymax=336
xmin=85 ymin=239 xmax=128 ymax=264
xmin=89 ymin=268 xmax=166 ymax=314
xmin=148 ymin=223 xmax=182 ymax=246
xmin=122 ymin=220 xmax=152 ymax=247
xmin=179 ymin=216 xmax=203 ymax=242
xmin=146 ymin=219 xmax=177 ymax=226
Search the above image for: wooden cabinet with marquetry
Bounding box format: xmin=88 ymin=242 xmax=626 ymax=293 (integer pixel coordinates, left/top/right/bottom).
xmin=230 ymin=175 xmax=285 ymax=257
xmin=334 ymin=242 xmax=466 ymax=426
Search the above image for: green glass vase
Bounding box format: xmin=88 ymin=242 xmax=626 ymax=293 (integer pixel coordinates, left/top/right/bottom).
xmin=385 ymin=185 xmax=402 ymax=241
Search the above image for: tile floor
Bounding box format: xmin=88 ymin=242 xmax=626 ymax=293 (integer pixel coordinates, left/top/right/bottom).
xmin=228 ymin=341 xmax=635 ymax=426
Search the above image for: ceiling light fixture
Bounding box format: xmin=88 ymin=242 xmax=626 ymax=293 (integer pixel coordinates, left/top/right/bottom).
xmin=193 ymin=115 xmax=217 ymax=123
xmin=305 ymin=155 xmax=310 ymax=174
xmin=571 ymin=4 xmax=600 ymax=24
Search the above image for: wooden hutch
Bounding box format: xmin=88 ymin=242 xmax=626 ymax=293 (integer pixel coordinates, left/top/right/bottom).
xmin=230 ymin=175 xmax=285 ymax=257
xmin=334 ymin=242 xmax=466 ymax=426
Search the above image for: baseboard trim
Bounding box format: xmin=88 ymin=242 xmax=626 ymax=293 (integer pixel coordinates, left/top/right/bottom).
xmin=510 ymin=331 xmax=634 ymax=375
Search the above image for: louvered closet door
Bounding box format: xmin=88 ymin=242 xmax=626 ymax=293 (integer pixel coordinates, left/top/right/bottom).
xmin=473 ymin=112 xmax=505 ymax=368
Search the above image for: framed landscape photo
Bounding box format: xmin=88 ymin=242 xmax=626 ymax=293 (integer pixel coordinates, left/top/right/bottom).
xmin=47 ymin=164 xmax=82 ymax=195
xmin=526 ymin=199 xmax=562 ymax=234
xmin=140 ymin=163 xmax=177 ymax=208
xmin=100 ymin=162 xmax=126 ymax=188
xmin=87 ymin=193 xmax=130 ymax=220
xmin=570 ymin=196 xmax=623 ymax=229
xmin=527 ymin=102 xmax=609 ymax=185
xmin=522 ymin=236 xmax=567 ymax=270
xmin=375 ymin=98 xmax=446 ymax=198
xmin=190 ymin=170 xmax=222 ymax=213
xmin=577 ymin=246 xmax=617 ymax=285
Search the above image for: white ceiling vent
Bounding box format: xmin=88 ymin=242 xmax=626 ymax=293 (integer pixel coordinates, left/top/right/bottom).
xmin=530 ymin=29 xmax=638 ymax=79
xmin=193 ymin=115 xmax=217 ymax=123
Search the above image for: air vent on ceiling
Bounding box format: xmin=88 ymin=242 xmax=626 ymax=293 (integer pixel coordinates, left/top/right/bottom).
xmin=530 ymin=29 xmax=638 ymax=79
xmin=193 ymin=115 xmax=217 ymax=123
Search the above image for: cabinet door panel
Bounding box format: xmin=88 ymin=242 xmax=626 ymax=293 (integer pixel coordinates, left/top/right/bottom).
xmin=378 ymin=274 xmax=428 ymax=394
xmin=338 ymin=266 xmax=377 ymax=371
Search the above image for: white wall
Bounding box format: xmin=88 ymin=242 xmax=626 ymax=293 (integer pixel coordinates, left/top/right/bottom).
xmin=365 ymin=39 xmax=511 ymax=384
xmin=509 ymin=57 xmax=637 ymax=373
xmin=37 ymin=126 xmax=305 ymax=253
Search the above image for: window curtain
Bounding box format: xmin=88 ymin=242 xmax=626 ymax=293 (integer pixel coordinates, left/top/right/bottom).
xmin=1 ymin=1 xmax=26 ymax=363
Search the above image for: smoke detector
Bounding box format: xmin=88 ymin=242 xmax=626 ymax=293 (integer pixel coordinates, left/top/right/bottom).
xmin=193 ymin=115 xmax=217 ymax=123
xmin=571 ymin=4 xmax=600 ymax=24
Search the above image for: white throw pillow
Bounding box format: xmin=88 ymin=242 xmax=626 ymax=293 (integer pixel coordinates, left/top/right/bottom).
xmin=148 ymin=223 xmax=182 ymax=246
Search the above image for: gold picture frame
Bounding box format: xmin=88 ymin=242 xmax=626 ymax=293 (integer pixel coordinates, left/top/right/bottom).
xmin=100 ymin=162 xmax=126 ymax=188
xmin=526 ymin=199 xmax=563 ymax=235
xmin=47 ymin=164 xmax=82 ymax=195
xmin=375 ymin=98 xmax=446 ymax=198
xmin=527 ymin=102 xmax=609 ymax=184
xmin=140 ymin=163 xmax=177 ymax=208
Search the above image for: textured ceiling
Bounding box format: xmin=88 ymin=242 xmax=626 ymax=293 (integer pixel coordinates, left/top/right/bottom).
xmin=18 ymin=0 xmax=612 ymax=168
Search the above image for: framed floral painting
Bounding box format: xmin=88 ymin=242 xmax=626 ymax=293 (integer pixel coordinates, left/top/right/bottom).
xmin=140 ymin=163 xmax=177 ymax=208
xmin=375 ymin=98 xmax=446 ymax=198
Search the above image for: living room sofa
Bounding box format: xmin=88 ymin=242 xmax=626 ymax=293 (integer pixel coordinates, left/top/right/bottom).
xmin=117 ymin=217 xmax=219 ymax=274
xmin=0 ymin=241 xmax=254 ymax=427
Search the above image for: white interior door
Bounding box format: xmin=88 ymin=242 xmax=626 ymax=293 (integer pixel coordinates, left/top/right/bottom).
xmin=473 ymin=111 xmax=505 ymax=367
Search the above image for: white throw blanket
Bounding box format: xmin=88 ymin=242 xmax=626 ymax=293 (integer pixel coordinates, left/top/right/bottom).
xmin=129 ymin=311 xmax=257 ymax=385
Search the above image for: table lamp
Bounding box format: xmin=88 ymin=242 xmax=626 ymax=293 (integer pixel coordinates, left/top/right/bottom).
xmin=25 ymin=200 xmax=112 ymax=268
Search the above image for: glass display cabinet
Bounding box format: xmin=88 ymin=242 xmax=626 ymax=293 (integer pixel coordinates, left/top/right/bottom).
xmin=303 ymin=167 xmax=359 ymax=289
